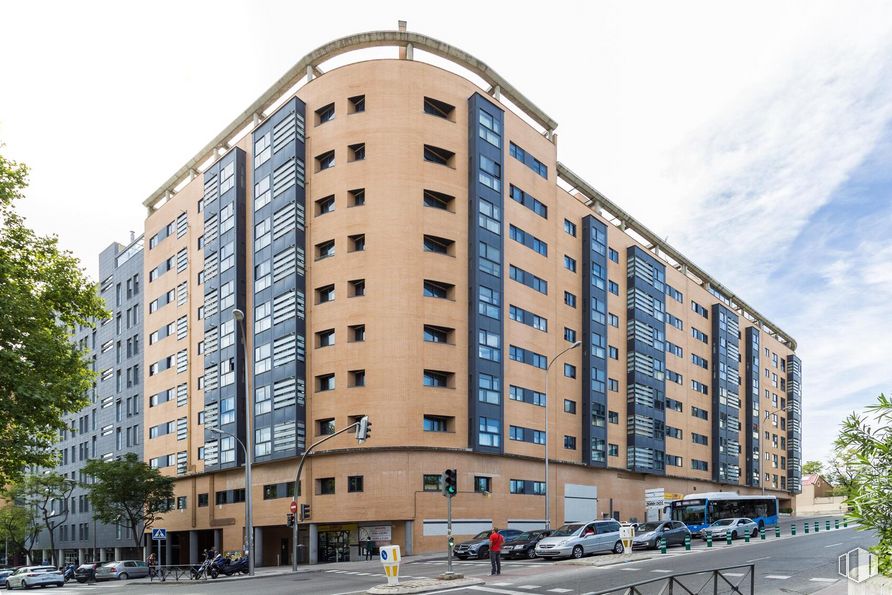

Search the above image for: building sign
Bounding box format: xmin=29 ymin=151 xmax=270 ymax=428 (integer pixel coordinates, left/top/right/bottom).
xmin=644 ymin=488 xmax=665 ymax=522
xmin=361 ymin=525 xmax=392 ymax=542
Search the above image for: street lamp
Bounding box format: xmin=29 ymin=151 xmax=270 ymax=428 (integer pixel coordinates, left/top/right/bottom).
xmin=544 ymin=340 xmax=582 ymax=530
xmin=230 ymin=309 xmax=254 ymax=576
xmin=208 ymin=427 xmax=253 ymax=574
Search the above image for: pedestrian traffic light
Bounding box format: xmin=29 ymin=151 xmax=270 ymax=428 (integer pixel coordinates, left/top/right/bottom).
xmin=442 ymin=468 xmax=457 ymax=497
xmin=356 ymin=416 xmax=371 ymax=443
xmin=300 ymin=503 xmax=310 ymax=521
xmin=286 ymin=513 xmax=295 ymax=527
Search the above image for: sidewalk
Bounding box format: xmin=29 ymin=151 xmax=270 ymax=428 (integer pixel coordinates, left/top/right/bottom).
xmin=129 ymin=552 xmax=446 ymax=586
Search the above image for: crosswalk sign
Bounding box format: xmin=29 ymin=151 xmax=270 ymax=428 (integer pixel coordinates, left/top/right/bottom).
xmin=152 ymin=528 xmax=167 ymax=540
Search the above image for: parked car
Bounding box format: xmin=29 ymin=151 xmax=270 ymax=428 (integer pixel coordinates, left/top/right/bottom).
xmin=453 ymin=529 xmax=523 ymax=559
xmin=631 ymin=521 xmax=691 ymax=549
xmin=4 ymin=566 xmax=64 ymax=589
xmin=74 ymin=562 xmax=102 ymax=583
xmin=701 ymin=518 xmax=759 ymax=540
xmin=535 ymin=519 xmax=624 ymax=559
xmin=502 ymin=529 xmax=554 ymax=559
xmin=0 ymin=569 xmax=14 ymax=583
xmin=95 ymin=560 xmax=150 ymax=580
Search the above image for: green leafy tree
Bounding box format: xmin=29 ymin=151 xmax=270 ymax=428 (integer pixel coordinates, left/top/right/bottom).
xmin=0 ymin=150 xmax=108 ymax=485
xmin=825 ymin=453 xmax=857 ymax=498
xmin=83 ymin=453 xmax=175 ymax=549
xmin=801 ymin=460 xmax=823 ymax=475
xmin=15 ymin=473 xmax=77 ymax=567
xmin=835 ymin=393 xmax=892 ymax=576
xmin=0 ymin=501 xmax=42 ymax=564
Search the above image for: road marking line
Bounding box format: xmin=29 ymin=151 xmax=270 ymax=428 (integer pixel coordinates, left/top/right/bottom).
xmin=765 ymin=575 xmax=791 ymax=579
xmin=825 ymin=543 xmax=843 ymax=548
xmin=621 ymin=567 xmax=640 ymax=571
xmin=723 ymin=573 xmax=745 ymax=577
xmin=470 ymin=587 xmax=540 ymax=595
xmin=491 ymin=583 xmax=514 ymax=586
xmin=548 ymin=589 xmax=573 ymax=593
xmin=746 ymin=556 xmax=769 ymax=562
xmin=810 ymin=578 xmax=837 ymax=582
xmin=517 ymin=586 xmax=541 ymax=590
xmin=650 ymin=569 xmax=672 ymax=573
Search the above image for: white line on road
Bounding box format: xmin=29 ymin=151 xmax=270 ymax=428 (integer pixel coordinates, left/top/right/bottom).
xmin=824 ymin=543 xmax=843 ymax=548
xmin=547 ymin=589 xmax=573 ymax=593
xmin=746 ymin=556 xmax=770 ymax=562
xmin=517 ymin=586 xmax=541 ymax=589
xmin=491 ymin=583 xmax=514 ymax=586
xmin=621 ymin=568 xmax=639 ymax=571
xmin=650 ymin=569 xmax=672 ymax=573
xmin=810 ymin=578 xmax=837 ymax=582
xmin=470 ymin=586 xmax=540 ymax=595
xmin=723 ymin=573 xmax=745 ymax=577
xmin=765 ymin=575 xmax=791 ymax=579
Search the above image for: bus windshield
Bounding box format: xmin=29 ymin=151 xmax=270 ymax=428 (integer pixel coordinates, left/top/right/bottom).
xmin=672 ymin=504 xmax=705 ymax=525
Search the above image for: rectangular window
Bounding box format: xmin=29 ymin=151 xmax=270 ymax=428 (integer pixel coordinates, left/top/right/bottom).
xmin=478 ymin=416 xmax=500 ymax=447
xmin=349 ymin=142 xmax=365 ymax=161
xmin=563 ymin=436 xmax=577 ymax=450
xmin=509 ymin=265 xmax=547 ymax=295
xmin=479 ymin=373 xmax=501 ymax=405
xmin=478 ymin=155 xmax=501 ymax=191
xmin=608 ymin=280 xmax=619 ymax=295
xmin=509 ymin=142 xmax=548 ymax=178
xmin=564 ymin=291 xmax=576 ymax=308
xmin=509 ymin=185 xmax=547 ymax=219
xmin=423 ymin=474 xmax=442 ymax=492
xmin=563 ymin=219 xmax=576 ymax=236
xmin=316 ymin=373 xmax=335 ymax=392
xmin=478 ymin=108 xmax=501 ymax=147
xmin=424 ymin=234 xmax=454 ymax=255
xmin=563 ymin=255 xmax=576 ymax=272
xmin=423 ymin=280 xmax=453 ymax=299
xmin=423 ymin=145 xmax=455 ymax=167
xmin=348 ymin=94 xmax=365 ymax=113
xmin=608 ymin=248 xmax=619 ymax=263
xmin=316 ymin=150 xmax=335 ymax=171
xmin=424 ymin=96 xmax=455 ymax=119
xmin=424 ymin=189 xmax=454 ymax=211
xmin=423 ymin=369 xmax=452 ymax=387
xmin=564 ymin=327 xmax=577 ymax=343
xmin=315 ymin=195 xmax=335 ymax=216
xmin=478 ymin=242 xmax=501 ymax=277
xmin=317 ymin=478 xmax=335 ymax=495
xmin=423 ymin=415 xmax=451 ymax=432
xmin=315 ymin=102 xmax=335 ymax=125
xmin=509 ymin=224 xmax=547 ymax=256
xmin=347 ymin=476 xmax=364 ymax=493
xmin=316 ymin=284 xmax=335 ymax=304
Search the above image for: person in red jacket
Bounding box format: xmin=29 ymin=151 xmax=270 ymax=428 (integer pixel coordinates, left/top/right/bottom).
xmin=488 ymin=528 xmax=504 ymax=575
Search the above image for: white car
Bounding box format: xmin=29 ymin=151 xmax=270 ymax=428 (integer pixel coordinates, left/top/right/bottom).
xmin=701 ymin=517 xmax=759 ymax=540
xmin=5 ymin=566 xmax=64 ymax=589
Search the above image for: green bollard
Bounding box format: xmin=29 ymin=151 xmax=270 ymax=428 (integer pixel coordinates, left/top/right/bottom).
xmin=684 ymin=534 xmax=691 ymax=551
xmin=745 ymin=530 xmax=750 ymax=543
xmin=706 ymin=533 xmax=713 ymax=548
xmin=826 ymin=520 xmax=831 ymax=531
xmin=815 ymin=521 xmax=820 ymax=533
xmin=775 ymin=526 xmax=781 ymax=538
xmin=660 ymin=537 xmax=667 ymax=554
xmin=804 ymin=522 xmax=809 ymax=534
xmin=726 ymin=530 xmax=733 ymax=545
xmin=835 ymin=519 xmax=840 ymax=530
xmin=844 ymin=519 xmax=849 ymax=528
xmin=760 ymin=526 xmax=765 ymax=540
xmin=792 ymin=524 xmax=797 ymax=536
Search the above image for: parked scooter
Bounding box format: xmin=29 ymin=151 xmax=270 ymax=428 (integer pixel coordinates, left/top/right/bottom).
xmin=209 ymin=554 xmax=249 ymax=578
xmin=63 ymin=564 xmax=76 ymax=583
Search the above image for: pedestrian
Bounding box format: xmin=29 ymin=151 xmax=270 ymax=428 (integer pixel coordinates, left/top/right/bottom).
xmin=488 ymin=528 xmax=504 ymax=575
xmin=365 ymin=537 xmax=375 ymax=561
xmin=147 ymin=552 xmax=157 ymax=578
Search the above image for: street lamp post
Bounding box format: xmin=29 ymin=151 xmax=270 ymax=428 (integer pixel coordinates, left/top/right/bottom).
xmin=231 ymin=309 xmax=254 ymax=576
xmin=208 ymin=428 xmax=252 ymax=574
xmin=544 ymin=341 xmax=582 ymax=530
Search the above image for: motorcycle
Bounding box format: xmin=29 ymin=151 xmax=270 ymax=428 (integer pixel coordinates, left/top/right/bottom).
xmin=209 ymin=554 xmax=249 ymax=578
xmin=190 ymin=558 xmax=213 ymax=580
xmin=63 ymin=564 xmax=76 ymax=583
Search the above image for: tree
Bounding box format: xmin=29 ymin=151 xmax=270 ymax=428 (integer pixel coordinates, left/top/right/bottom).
xmin=825 ymin=454 xmax=857 ymax=498
xmin=14 ymin=473 xmax=76 ymax=567
xmin=801 ymin=460 xmax=823 ymax=475
xmin=0 ymin=150 xmax=108 ymax=485
xmin=835 ymin=393 xmax=892 ymax=576
xmin=0 ymin=501 xmax=42 ymax=564
xmin=83 ymin=453 xmax=175 ymax=550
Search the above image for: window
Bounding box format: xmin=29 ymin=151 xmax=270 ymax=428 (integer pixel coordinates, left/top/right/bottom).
xmin=347 ymin=476 xmax=364 ymax=493
xmin=478 ymin=329 xmax=501 ymax=361
xmin=424 ymin=416 xmax=450 ymax=432
xmin=316 ymin=239 xmax=335 ymax=260
xmin=349 ymin=324 xmax=365 ymax=342
xmin=564 ymin=291 xmax=576 ymax=308
xmin=563 ymin=363 xmax=576 ymax=378
xmin=510 ymin=265 xmax=547 ymax=295
xmin=348 ymin=279 xmax=365 ymax=297
xmin=316 ymin=150 xmax=335 ymax=171
xmin=423 ymin=189 xmax=454 ymax=211
xmin=666 ymin=455 xmax=683 ymax=467
xmin=691 ymin=406 xmax=709 ymax=420
xmin=348 ymin=94 xmax=365 ymax=113
xmin=423 ymin=235 xmax=454 ymax=255
xmin=479 ymin=155 xmax=501 ymax=191
xmin=509 ymin=224 xmax=547 ymax=255
xmin=423 ymin=369 xmax=451 ymax=387
xmin=478 ymin=198 xmax=501 ymax=234
xmin=609 ymin=313 xmax=620 ymax=327
xmin=478 ymin=242 xmax=501 ymax=277
xmin=692 ymin=354 xmax=708 ymax=369
xmin=608 ymin=410 xmax=619 ymax=424
xmin=479 ymin=374 xmax=501 ymax=404
xmin=608 ymin=280 xmax=619 ymax=295
xmin=316 ymin=373 xmax=335 ymax=392
xmin=316 ymin=328 xmax=335 ymax=348
xmin=424 ymin=96 xmax=455 ymax=119
xmin=423 ymin=145 xmax=455 ymax=167
xmin=509 ymin=142 xmax=548 ymax=178
xmin=424 ymin=325 xmax=452 ymax=343
xmin=315 ymin=102 xmax=335 ymax=125
xmin=563 ymin=255 xmax=576 ymax=272
xmin=608 ymin=378 xmax=619 ymax=392
xmin=509 ymin=185 xmax=547 ymax=218
xmin=347 ymin=187 xmax=365 ymax=207
xmin=479 ymin=416 xmax=500 ymax=447
xmin=349 ymin=233 xmax=365 ymax=252
xmin=423 ymin=474 xmax=442 ymax=492
xmin=317 ymin=478 xmax=335 ymax=495
xmin=692 ymin=328 xmax=708 ymax=343
xmin=315 ymin=195 xmax=335 ymax=215
xmin=316 ymin=284 xmax=335 ymax=304
xmin=479 ymin=286 xmax=500 ymax=319
xmin=564 ymin=327 xmax=577 ymax=343
xmin=692 ymin=433 xmax=709 ymax=445
xmin=423 ymin=280 xmax=453 ymax=299
xmin=474 ymin=476 xmax=492 ymax=493
xmin=564 ymin=436 xmax=577 ymax=450
xmin=563 ymin=219 xmax=576 ymax=236
xmin=692 ymin=460 xmax=709 ymax=471
xmin=509 ymin=305 xmax=547 ymax=332
xmin=349 ymin=143 xmax=365 ymax=161
xmin=666 ymin=426 xmax=682 ymax=439
xmin=608 ymin=346 xmax=619 ymax=360
xmin=478 ymin=108 xmax=501 ymax=147
xmin=691 ymin=301 xmax=709 ymax=318
xmin=666 ymin=398 xmax=683 ymax=412
xmin=608 ymin=444 xmax=619 ymax=457
xmin=608 ymin=248 xmax=619 ymax=263
xmin=318 ymin=418 xmax=335 ymax=435
xmin=350 ymin=369 xmax=366 ymax=387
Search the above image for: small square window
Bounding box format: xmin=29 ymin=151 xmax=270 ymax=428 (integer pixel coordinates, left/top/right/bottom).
xmin=349 ymin=324 xmax=366 ymax=342
xmin=349 ymin=142 xmax=366 ymax=161
xmin=350 ymin=369 xmax=366 ymax=387
xmin=423 ymin=235 xmax=454 ymax=255
xmin=349 ymin=234 xmax=366 ymax=252
xmin=349 ymin=279 xmax=365 ymax=297
xmin=564 ymin=400 xmax=576 ymax=414
xmin=316 ymin=150 xmax=336 ymax=171
xmin=316 ymin=374 xmax=335 ymax=392
xmin=423 ymin=145 xmax=455 ymax=167
xmin=423 ymin=97 xmax=455 ymax=120
xmin=315 ymin=103 xmax=335 ymax=125
xmin=348 ymin=95 xmax=365 ymax=113
xmin=474 ymin=476 xmax=492 ymax=493
xmin=423 ymin=280 xmax=454 ymax=299
xmin=316 ymin=328 xmax=335 ymax=348
xmin=563 ymin=363 xmax=576 ymax=378
xmin=318 ymin=418 xmax=335 ymax=435
xmin=423 ymin=189 xmax=455 ymax=211
xmin=316 ymin=284 xmax=335 ymax=304
xmin=317 ymin=477 xmax=336 ymax=495
xmin=347 ymin=475 xmax=364 ymax=493
xmin=349 ymin=188 xmax=365 ymax=207
xmin=315 ymin=195 xmax=335 ymax=216
xmin=316 ymin=239 xmax=335 ymax=260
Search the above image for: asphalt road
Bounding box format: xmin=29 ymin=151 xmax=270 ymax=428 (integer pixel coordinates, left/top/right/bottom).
xmin=25 ymin=516 xmax=869 ymax=595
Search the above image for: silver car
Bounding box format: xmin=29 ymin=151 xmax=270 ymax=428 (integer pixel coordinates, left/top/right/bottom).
xmin=95 ymin=560 xmax=150 ymax=580
xmin=5 ymin=566 xmax=64 ymax=589
xmin=535 ymin=520 xmax=624 ymax=559
xmin=701 ymin=517 xmax=759 ymax=540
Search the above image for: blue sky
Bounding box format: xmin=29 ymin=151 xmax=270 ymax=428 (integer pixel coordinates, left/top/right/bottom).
xmin=0 ymin=1 xmax=889 ymax=467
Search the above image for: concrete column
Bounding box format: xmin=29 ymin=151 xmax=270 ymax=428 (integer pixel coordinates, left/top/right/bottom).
xmin=213 ymin=529 xmax=222 ymax=554
xmin=78 ymin=548 xmax=87 ymax=564
xmin=58 ymin=549 xmax=65 ymax=566
xmin=165 ymin=535 xmax=173 ymax=565
xmin=253 ymin=527 xmax=263 ymax=567
xmin=99 ymin=548 xmax=107 ymax=562
xmin=404 ymin=521 xmax=414 ymax=556
xmin=308 ymin=524 xmax=318 ymax=565
xmin=189 ymin=531 xmax=198 ymax=565
xmin=114 ymin=547 xmax=123 ymax=561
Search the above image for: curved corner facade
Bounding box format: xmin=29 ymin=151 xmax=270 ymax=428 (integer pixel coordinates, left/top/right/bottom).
xmin=137 ymin=39 xmax=801 ymax=566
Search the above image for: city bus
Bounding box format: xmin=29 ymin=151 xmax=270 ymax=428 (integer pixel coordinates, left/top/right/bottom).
xmin=670 ymin=493 xmax=779 ymax=535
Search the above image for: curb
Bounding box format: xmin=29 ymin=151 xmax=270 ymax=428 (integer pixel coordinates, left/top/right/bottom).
xmin=368 ymin=577 xmax=485 ymax=594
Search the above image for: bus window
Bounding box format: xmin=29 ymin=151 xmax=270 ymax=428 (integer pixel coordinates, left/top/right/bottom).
xmin=672 ymin=504 xmax=705 ymax=525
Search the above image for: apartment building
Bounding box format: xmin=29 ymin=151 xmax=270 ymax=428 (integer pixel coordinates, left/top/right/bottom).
xmin=37 ymin=237 xmax=145 ymax=565
xmin=140 ymin=25 xmax=801 ymax=566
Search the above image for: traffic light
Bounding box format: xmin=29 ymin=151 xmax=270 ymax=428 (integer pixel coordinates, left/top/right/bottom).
xmin=286 ymin=513 xmax=295 ymax=527
xmin=356 ymin=416 xmax=371 ymax=443
xmin=300 ymin=503 xmax=311 ymax=521
xmin=442 ymin=468 xmax=457 ymax=497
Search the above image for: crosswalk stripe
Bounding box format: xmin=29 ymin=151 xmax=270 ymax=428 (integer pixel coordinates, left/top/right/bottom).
xmin=547 ymin=589 xmax=573 ymax=593
xmin=723 ymin=573 xmax=745 ymax=577
xmin=517 ymin=585 xmax=541 ymax=589
xmin=491 ymin=583 xmax=513 ymax=586
xmin=810 ymin=578 xmax=837 ymax=582
xmin=651 ymin=569 xmax=672 ymax=573
xmin=765 ymin=575 xmax=791 ymax=579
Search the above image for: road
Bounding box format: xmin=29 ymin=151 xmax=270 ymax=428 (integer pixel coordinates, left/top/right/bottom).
xmin=24 ymin=516 xmax=871 ymax=595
